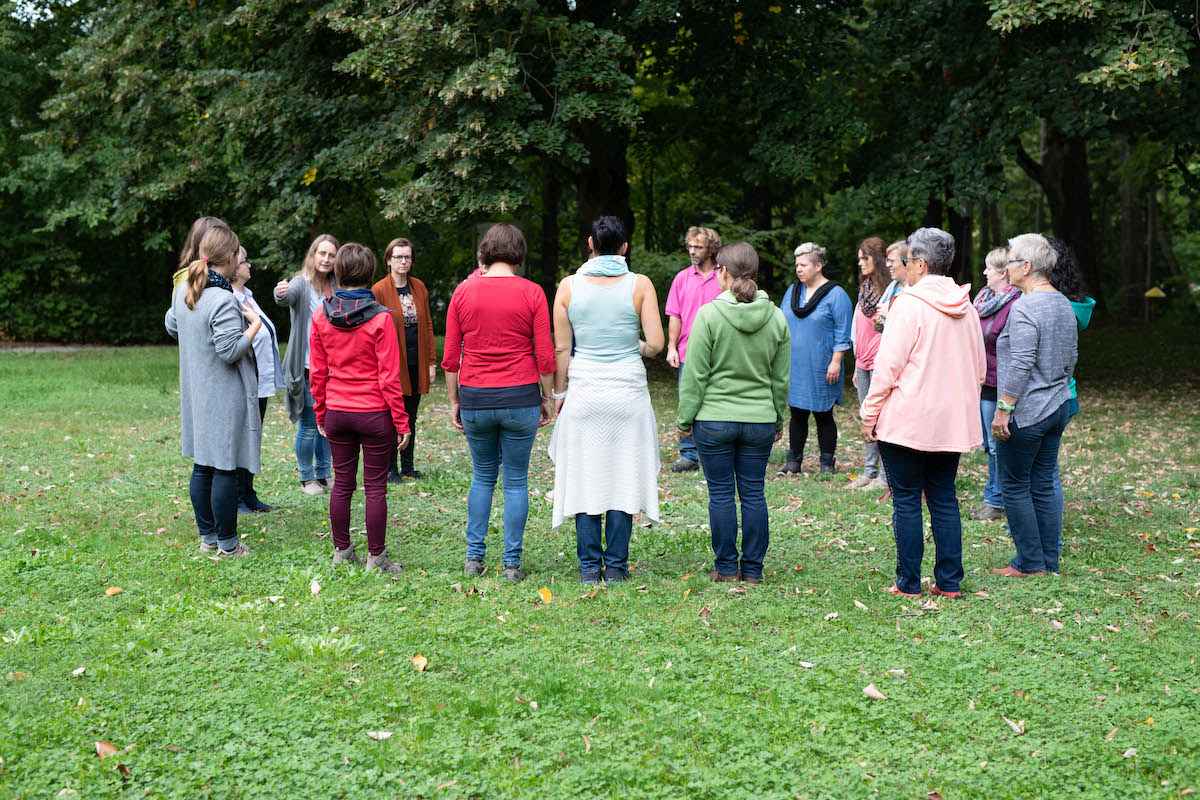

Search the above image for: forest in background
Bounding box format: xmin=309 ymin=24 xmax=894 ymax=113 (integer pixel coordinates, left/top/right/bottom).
xmin=1 ymin=0 xmax=1198 ymax=343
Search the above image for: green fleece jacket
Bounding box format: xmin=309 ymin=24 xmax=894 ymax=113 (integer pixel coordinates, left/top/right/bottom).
xmin=677 ymin=290 xmax=791 ymax=430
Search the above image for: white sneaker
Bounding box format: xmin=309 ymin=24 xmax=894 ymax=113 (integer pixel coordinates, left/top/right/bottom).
xmin=301 ymin=480 xmax=324 ymax=496
xmin=843 ymin=475 xmax=872 ymax=491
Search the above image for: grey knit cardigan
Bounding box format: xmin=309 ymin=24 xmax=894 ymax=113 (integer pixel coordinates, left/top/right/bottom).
xmin=165 ymin=283 xmax=262 ymax=473
xmin=275 ymin=274 xmax=320 ymax=424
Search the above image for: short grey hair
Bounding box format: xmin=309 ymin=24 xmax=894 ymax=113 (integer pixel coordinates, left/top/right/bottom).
xmin=906 ymin=227 xmax=955 ymax=275
xmin=794 ymin=241 xmax=826 ymax=264
xmin=1007 ymin=233 xmax=1057 ymax=280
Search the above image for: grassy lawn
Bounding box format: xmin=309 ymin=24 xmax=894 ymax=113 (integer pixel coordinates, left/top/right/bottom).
xmin=1 ymin=324 xmax=1198 ymax=799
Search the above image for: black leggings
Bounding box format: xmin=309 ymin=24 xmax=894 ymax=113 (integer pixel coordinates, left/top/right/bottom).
xmin=788 ymin=406 xmax=837 ymax=461
xmin=237 ymin=397 xmax=269 ymax=504
xmin=390 ymin=365 xmax=423 ymax=474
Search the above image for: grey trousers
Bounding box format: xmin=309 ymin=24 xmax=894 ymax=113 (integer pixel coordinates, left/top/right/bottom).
xmin=855 ymin=365 xmax=885 ymax=481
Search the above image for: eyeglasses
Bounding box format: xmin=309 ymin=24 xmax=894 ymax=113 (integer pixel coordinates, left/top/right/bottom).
xmin=902 ymin=257 xmax=923 ymax=264
xmin=1003 ymin=259 xmax=1027 ymax=266
xmin=389 ymin=255 xmax=413 ymax=262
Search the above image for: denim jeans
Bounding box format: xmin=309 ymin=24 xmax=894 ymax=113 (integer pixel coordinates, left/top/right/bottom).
xmin=878 ymin=442 xmax=964 ymax=594
xmin=296 ymin=377 xmax=331 ymax=483
xmin=190 ymin=463 xmax=239 ymax=551
xmin=676 ymin=367 xmax=698 ymax=464
xmin=461 ymin=405 xmax=541 ymax=565
xmin=997 ymin=401 xmax=1069 ymax=574
xmin=326 ymin=409 xmax=394 ymax=556
xmin=575 ymin=511 xmax=633 ymax=576
xmin=693 ymin=420 xmax=775 ymax=580
xmin=979 ymin=397 xmax=1003 ymax=509
xmin=854 ymin=366 xmax=884 ymax=480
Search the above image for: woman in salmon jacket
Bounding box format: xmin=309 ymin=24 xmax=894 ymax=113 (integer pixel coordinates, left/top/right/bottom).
xmin=861 ymin=227 xmax=986 ymax=600
xmin=309 ymin=243 xmax=410 ymax=574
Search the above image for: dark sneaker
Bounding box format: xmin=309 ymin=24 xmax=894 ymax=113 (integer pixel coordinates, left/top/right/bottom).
xmin=501 ymin=564 xmax=526 ymax=582
xmin=708 ymin=569 xmax=738 ymax=583
xmin=818 ymin=459 xmax=836 ymax=475
xmin=602 ymin=566 xmax=629 ymax=583
xmin=387 ymin=470 xmax=404 ymax=485
xmin=365 ymin=548 xmax=404 ymax=575
xmin=244 ymin=498 xmax=275 ymax=513
xmin=236 ymin=502 xmax=254 ymax=516
xmin=333 ymin=544 xmax=364 ymax=565
xmin=580 ymin=571 xmax=602 ymax=585
xmin=776 ymin=460 xmax=802 ymax=476
xmin=670 ymin=458 xmax=699 ymax=473
xmin=401 ymin=470 xmax=423 ymax=480
xmin=464 ymin=558 xmax=485 ymax=576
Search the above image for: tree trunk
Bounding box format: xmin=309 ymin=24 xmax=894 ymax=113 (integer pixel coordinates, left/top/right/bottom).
xmin=576 ymin=126 xmax=633 ymax=261
xmin=946 ymin=199 xmax=973 ymax=285
xmin=1015 ymin=127 xmax=1104 ymax=310
xmin=644 ymin=159 xmax=655 ymax=252
xmin=1117 ymin=138 xmax=1144 ymax=316
xmin=538 ymin=167 xmax=561 ymax=301
xmin=922 ymin=194 xmax=943 ymax=230
xmin=1154 ymin=188 xmax=1181 ymax=277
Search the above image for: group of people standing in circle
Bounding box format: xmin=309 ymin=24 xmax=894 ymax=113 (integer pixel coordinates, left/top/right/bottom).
xmin=165 ymin=213 xmax=1089 ymax=595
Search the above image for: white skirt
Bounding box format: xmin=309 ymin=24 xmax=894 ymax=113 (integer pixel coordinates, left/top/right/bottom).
xmin=547 ymin=357 xmax=661 ymax=529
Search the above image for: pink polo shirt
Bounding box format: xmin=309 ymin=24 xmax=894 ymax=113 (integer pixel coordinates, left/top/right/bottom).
xmin=665 ymin=264 xmax=723 ymax=363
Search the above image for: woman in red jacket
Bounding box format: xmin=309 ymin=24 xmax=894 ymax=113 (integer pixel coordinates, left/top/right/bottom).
xmin=310 ymin=243 xmax=410 ymax=573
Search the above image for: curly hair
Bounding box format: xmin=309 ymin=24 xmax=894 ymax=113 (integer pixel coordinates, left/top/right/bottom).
xmin=1046 ymin=237 xmax=1089 ymax=302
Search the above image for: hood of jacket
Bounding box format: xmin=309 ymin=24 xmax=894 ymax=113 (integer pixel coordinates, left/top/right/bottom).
xmin=1070 ymin=296 xmax=1096 ymax=330
xmin=322 ymin=289 xmax=388 ymax=329
xmin=710 ymin=290 xmax=779 ymax=333
xmin=905 ymin=275 xmax=973 ymax=318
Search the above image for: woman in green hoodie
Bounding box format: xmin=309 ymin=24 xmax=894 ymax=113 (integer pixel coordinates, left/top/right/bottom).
xmin=678 ymin=242 xmax=791 ymax=584
xmin=1047 ymin=237 xmax=1095 ymax=420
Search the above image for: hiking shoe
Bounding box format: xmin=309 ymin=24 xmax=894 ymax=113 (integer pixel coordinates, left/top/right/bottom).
xmin=818 ymin=459 xmax=836 ymax=475
xmin=401 ymin=470 xmax=423 ymax=480
xmin=244 ymin=497 xmax=276 ymax=512
xmin=387 ymin=469 xmax=404 ymax=485
xmin=602 ymin=566 xmax=629 ymax=583
xmin=365 ymin=548 xmax=404 ymax=575
xmin=970 ymin=504 xmax=1005 ymax=521
xmin=199 ymin=541 xmax=219 ymax=553
xmin=501 ymin=564 xmax=527 ymax=582
xmin=740 ymin=573 xmax=764 ymax=585
xmin=317 ymin=477 xmax=331 ymax=494
xmin=670 ymin=457 xmax=699 ymax=473
xmin=333 ymin=544 xmax=364 ymax=565
xmin=464 ymin=558 xmax=485 ymax=576
xmin=301 ymin=480 xmax=324 ymax=496
xmin=218 ymin=542 xmax=255 ymax=558
xmin=708 ymin=569 xmax=738 ymax=583
xmin=237 ymin=502 xmax=254 ymax=516
xmin=580 ymin=571 xmax=602 ymax=585
xmin=861 ymin=477 xmax=889 ymax=493
xmin=843 ymin=475 xmax=872 ymax=491
xmin=776 ymin=460 xmax=802 ymax=476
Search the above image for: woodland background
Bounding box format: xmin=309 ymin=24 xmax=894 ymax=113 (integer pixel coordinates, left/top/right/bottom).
xmin=2 ymin=0 xmax=1199 ymax=343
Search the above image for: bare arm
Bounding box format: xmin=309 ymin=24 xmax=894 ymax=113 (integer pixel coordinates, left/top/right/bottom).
xmin=666 ymin=315 xmax=682 ymax=367
xmin=637 ymin=275 xmax=665 ymax=358
xmin=552 ymin=278 xmax=573 ymax=413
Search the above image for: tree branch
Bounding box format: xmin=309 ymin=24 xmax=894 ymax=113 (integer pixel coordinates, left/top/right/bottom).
xmin=1013 ymin=138 xmax=1044 ymax=188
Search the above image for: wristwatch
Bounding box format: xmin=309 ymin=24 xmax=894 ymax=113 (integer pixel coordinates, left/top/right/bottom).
xmin=997 ymin=398 xmax=1016 ymax=412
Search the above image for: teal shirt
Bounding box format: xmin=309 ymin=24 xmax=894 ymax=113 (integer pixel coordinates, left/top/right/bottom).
xmin=568 ymin=273 xmax=642 ymax=363
xmin=1068 ymin=297 xmax=1095 ymax=399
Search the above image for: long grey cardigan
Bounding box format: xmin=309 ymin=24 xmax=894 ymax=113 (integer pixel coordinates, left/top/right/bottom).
xmin=275 ymin=274 xmax=320 ymax=424
xmin=166 ymin=283 xmax=262 ymax=473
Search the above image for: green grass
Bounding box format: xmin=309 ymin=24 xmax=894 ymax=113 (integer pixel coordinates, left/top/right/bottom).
xmin=1 ymin=324 xmax=1199 ymax=799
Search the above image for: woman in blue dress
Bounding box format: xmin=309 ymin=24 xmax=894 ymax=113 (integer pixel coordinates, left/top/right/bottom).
xmin=777 ymin=242 xmax=853 ymax=475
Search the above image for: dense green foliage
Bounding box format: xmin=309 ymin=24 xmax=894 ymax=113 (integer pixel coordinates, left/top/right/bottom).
xmin=2 ymin=326 xmax=1199 ymax=796
xmin=1 ymin=1 xmax=1199 ymax=342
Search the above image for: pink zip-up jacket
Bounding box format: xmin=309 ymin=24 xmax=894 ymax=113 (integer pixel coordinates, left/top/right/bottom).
xmin=861 ymin=275 xmax=986 ymax=453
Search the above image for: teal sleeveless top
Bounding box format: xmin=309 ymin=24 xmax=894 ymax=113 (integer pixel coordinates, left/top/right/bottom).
xmin=568 ymin=273 xmax=642 ymax=363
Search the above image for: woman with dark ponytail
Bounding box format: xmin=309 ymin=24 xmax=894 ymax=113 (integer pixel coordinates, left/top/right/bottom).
xmin=166 ymin=226 xmax=262 ymax=557
xmin=677 ymin=242 xmax=790 ymax=584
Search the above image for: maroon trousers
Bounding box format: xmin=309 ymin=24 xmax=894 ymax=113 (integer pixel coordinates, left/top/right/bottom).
xmin=324 ymin=409 xmax=394 ymax=556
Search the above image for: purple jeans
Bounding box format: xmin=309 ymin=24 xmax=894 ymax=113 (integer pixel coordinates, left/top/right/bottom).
xmin=325 ymin=409 xmax=395 ymax=555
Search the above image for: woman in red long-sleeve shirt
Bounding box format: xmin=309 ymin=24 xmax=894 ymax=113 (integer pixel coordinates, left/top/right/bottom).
xmin=442 ymin=224 xmax=556 ymax=582
xmin=310 ymin=243 xmax=410 ymax=573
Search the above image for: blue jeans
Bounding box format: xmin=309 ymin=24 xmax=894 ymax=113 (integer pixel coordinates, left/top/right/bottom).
xmin=676 ymin=367 xmax=698 ymax=463
xmin=693 ymin=420 xmax=775 ymax=580
xmin=461 ymin=406 xmax=541 ymax=565
xmin=979 ymin=398 xmax=1003 ymax=509
xmin=296 ymin=378 xmax=331 ymax=483
xmin=878 ymin=442 xmax=964 ymax=594
xmin=575 ymin=511 xmax=632 ymax=576
xmin=189 ymin=463 xmax=239 ymax=550
xmin=997 ymin=401 xmax=1069 ymax=574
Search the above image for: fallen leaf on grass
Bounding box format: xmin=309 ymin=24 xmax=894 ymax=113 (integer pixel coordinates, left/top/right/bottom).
xmin=824 ymin=612 xmax=838 ymax=621
xmin=798 ymin=661 xmax=815 ymax=669
xmin=972 ymin=591 xmax=989 ymax=598
xmin=968 ymin=698 xmax=976 ymax=710
xmin=450 ymin=583 xmax=462 ymax=593
xmin=1002 ymin=716 xmax=1026 ymax=735
xmin=1123 ymin=747 xmax=1137 ymax=758
xmin=310 ymin=580 xmax=321 ymax=595
xmin=163 ymin=745 xmax=183 ymax=752
xmin=886 ymin=669 xmax=908 ymax=679
xmin=921 ymin=599 xmax=940 ymax=611
xmin=854 ymin=600 xmax=869 ymax=610
xmin=862 ymin=684 xmax=887 ymax=700
xmin=57 ymin=790 xmax=79 ymax=798
xmin=72 ymin=667 xmax=85 ymax=676
xmin=1050 ymin=620 xmax=1064 ymax=630
xmin=582 ymin=735 xmax=592 ymax=754
xmin=95 ymin=741 xmax=117 ymax=760
xmin=529 ymin=700 xmax=538 ymax=710
xmin=698 ymin=606 xmax=712 ymax=618
xmin=115 ymin=763 xmax=131 ymax=777
xmin=537 ymin=587 xmax=552 ymax=604
xmin=680 ymin=573 xmax=692 ymax=580
xmin=266 ymin=596 xmax=283 ymax=602
xmin=1105 ymin=728 xmax=1117 ymax=742
xmin=365 ymin=731 xmax=393 ymax=741
xmin=437 ymin=780 xmax=458 ymax=790
xmin=729 ymin=585 xmax=747 ymax=594
xmin=104 ymin=586 xmax=123 ymax=597
xmin=928 ymin=792 xmax=945 ymax=800
xmin=412 ymin=654 xmax=428 ymax=672
xmin=7 ymin=672 xmax=28 ymax=681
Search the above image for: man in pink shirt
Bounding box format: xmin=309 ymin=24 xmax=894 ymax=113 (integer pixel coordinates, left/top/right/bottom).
xmin=665 ymin=226 xmax=723 ymax=472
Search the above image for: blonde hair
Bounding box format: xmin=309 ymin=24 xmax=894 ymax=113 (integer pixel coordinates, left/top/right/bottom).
xmin=184 ymin=227 xmax=240 ymax=310
xmin=717 ymin=242 xmax=760 ymax=303
xmin=984 ymin=247 xmax=1007 ymax=272
xmin=886 ymin=239 xmax=909 ymax=259
xmin=685 ymin=226 xmax=722 ymax=261
xmin=301 ymin=234 xmax=340 ymax=288
xmin=794 ymin=241 xmax=826 ymax=264
xmin=178 ymin=216 xmax=228 ymax=271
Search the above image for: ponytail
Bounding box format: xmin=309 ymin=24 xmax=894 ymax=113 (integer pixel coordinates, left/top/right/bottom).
xmin=715 ymin=241 xmax=760 ymax=304
xmin=184 ymin=227 xmax=240 ymax=309
xmin=184 ymin=258 xmax=210 ymax=310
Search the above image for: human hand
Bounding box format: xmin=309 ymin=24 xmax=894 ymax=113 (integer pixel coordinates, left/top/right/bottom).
xmin=666 ymin=347 xmax=680 ymax=368
xmin=450 ymin=403 xmax=464 ymax=433
xmin=774 ymin=429 xmax=784 ymax=442
xmin=678 ymin=427 xmax=692 ymax=440
xmin=428 ymin=365 xmax=437 ymax=385
xmin=826 ymin=361 xmax=841 ymax=385
xmin=241 ymin=303 xmax=261 ymax=327
xmin=273 ymin=280 xmax=290 ymax=298
xmin=397 ymin=432 xmax=412 ymax=450
xmin=861 ymin=422 xmax=876 ymax=443
xmin=851 ymin=370 xmax=858 ymax=390
xmin=539 ymin=397 xmax=553 ymax=427
xmin=317 ymin=423 xmax=326 ymax=439
xmin=991 ymin=409 xmax=1011 ymax=441
xmin=554 ymin=396 xmax=565 ymax=416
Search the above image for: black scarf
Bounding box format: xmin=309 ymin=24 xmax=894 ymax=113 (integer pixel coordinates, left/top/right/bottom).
xmin=790 ymin=280 xmax=840 ymax=318
xmin=207 ymin=269 xmax=233 ymax=293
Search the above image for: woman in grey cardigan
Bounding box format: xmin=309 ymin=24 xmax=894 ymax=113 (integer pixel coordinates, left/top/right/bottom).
xmin=990 ymin=233 xmax=1078 ymax=577
xmin=274 ymin=234 xmax=338 ymax=496
xmin=166 ymin=226 xmax=262 ymax=557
